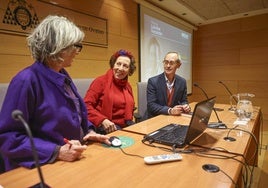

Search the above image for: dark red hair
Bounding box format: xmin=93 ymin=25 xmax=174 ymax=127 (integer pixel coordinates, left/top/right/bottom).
xmin=109 ymin=49 xmax=136 ymax=76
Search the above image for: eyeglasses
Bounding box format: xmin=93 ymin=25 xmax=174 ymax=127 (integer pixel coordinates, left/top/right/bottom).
xmin=163 ymin=60 xmax=178 ymax=66
xmin=73 ymin=43 xmax=83 ymax=52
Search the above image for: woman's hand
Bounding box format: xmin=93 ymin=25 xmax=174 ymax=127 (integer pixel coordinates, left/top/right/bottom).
xmin=101 ymin=119 xmax=117 ymax=133
xmin=58 ymin=140 xmax=87 ymax=162
xmin=83 ymin=130 xmax=111 ymax=145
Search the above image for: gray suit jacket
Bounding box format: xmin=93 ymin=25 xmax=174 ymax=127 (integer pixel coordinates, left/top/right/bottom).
xmin=147 ymin=73 xmax=188 ymax=118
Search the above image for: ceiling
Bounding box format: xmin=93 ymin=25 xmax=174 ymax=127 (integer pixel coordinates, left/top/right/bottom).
xmin=143 ymin=0 xmax=268 ymax=26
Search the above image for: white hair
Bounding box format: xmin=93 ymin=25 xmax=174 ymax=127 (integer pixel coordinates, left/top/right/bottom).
xmin=27 ymin=15 xmax=84 ymax=64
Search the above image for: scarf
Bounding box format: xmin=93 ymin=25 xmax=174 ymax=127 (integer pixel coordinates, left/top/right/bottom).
xmin=101 ymin=69 xmax=134 ymax=123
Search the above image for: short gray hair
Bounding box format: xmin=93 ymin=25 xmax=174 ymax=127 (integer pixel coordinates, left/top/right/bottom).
xmin=27 ymin=15 xmax=84 ymax=63
xmin=165 ymin=51 xmax=181 ymax=63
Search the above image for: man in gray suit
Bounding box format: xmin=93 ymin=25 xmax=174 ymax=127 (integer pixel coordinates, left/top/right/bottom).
xmin=147 ymin=51 xmax=191 ymax=118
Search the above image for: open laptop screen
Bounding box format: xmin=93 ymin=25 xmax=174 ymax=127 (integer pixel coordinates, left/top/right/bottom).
xmin=185 ymin=97 xmax=215 ymax=145
xmin=143 ymin=97 xmax=216 ymax=147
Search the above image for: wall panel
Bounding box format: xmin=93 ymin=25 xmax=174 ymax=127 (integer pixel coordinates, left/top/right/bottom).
xmin=0 ymin=0 xmax=139 ymax=105
xmin=240 ymin=46 xmax=268 ymax=65
xmin=193 ymin=13 xmax=268 ymax=130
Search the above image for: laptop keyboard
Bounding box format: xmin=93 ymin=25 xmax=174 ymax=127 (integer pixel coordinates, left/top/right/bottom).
xmin=157 ymin=125 xmax=188 ymax=143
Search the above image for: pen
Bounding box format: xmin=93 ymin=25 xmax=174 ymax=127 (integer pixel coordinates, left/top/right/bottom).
xmin=63 ymin=138 xmax=72 ymax=149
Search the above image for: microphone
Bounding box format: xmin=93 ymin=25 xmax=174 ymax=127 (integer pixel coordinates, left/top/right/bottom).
xmin=223 ymin=125 xmax=239 ymax=142
xmin=12 ymin=110 xmax=50 ymax=188
xmin=193 ymin=83 xmax=208 ymax=99
xmin=193 ymin=83 xmax=223 ymax=111
xmin=194 ymin=83 xmax=227 ymax=129
xmin=218 ymin=81 xmax=237 ymax=111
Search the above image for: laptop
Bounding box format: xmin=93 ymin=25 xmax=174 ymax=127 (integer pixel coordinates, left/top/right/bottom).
xmin=143 ymin=97 xmax=216 ymax=148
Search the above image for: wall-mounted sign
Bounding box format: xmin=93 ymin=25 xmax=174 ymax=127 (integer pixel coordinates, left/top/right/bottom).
xmin=0 ymin=0 xmax=108 ymax=47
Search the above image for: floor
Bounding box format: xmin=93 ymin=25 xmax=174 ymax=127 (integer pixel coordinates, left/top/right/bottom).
xmin=252 ymin=130 xmax=268 ymax=188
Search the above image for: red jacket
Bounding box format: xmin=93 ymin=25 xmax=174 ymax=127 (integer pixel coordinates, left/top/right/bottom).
xmin=84 ymin=69 xmax=134 ymax=127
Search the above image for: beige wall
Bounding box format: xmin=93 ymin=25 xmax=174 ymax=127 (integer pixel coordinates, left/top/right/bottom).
xmin=190 ymin=13 xmax=268 ymax=130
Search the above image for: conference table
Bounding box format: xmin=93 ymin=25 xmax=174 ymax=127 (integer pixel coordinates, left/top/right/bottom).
xmin=0 ymin=103 xmax=261 ymax=188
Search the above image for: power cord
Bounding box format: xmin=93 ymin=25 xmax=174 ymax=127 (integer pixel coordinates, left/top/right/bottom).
xmin=190 ymin=129 xmax=258 ymax=188
xmin=117 ymin=138 xmax=195 ymax=159
xmin=219 ymin=169 xmax=238 ymax=188
xmin=193 ymin=149 xmax=249 ymax=187
xmin=141 ymin=138 xmax=174 ymax=152
xmin=228 ymin=128 xmax=258 ymax=187
xmin=259 ymin=109 xmax=264 ymax=155
xmin=118 ymin=147 xmax=144 ymax=159
xmin=140 ymin=138 xmax=253 ymax=187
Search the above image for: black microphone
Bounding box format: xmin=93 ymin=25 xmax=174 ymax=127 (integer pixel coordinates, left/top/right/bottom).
xmin=193 ymin=83 xmax=223 ymax=111
xmin=12 ymin=110 xmax=50 ymax=188
xmin=193 ymin=83 xmax=209 ymax=99
xmin=223 ymin=125 xmax=239 ymax=142
xmin=218 ymin=81 xmax=238 ymax=111
xmin=194 ymin=83 xmax=227 ymax=129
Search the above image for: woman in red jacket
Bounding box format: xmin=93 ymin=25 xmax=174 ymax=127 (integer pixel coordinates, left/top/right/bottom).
xmin=84 ymin=49 xmax=136 ymax=134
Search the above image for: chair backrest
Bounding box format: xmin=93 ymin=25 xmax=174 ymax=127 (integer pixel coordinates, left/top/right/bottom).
xmin=0 ymin=83 xmax=9 ymax=111
xmin=0 ymin=79 xmax=94 ymax=111
xmin=137 ymin=82 xmax=148 ymax=121
xmin=72 ymin=78 xmax=94 ymax=98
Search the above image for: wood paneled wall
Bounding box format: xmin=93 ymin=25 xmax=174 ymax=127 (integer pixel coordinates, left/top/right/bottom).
xmin=0 ymin=0 xmax=139 ymax=102
xmin=189 ymin=13 xmax=268 ymax=130
xmin=1 ymin=0 xmax=267 ymax=129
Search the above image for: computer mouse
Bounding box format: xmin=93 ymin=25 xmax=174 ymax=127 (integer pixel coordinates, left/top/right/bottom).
xmin=109 ymin=136 xmax=122 ymax=147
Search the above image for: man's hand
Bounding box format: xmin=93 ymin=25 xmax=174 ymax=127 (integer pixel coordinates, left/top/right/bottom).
xmin=169 ymin=105 xmax=184 ymax=115
xmin=182 ymin=104 xmax=191 ymax=113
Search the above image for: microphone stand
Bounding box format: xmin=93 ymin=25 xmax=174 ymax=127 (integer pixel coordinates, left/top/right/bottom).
xmin=12 ymin=110 xmax=50 ymax=188
xmin=218 ymin=81 xmax=237 ymax=111
xmin=194 ymin=83 xmax=227 ymax=129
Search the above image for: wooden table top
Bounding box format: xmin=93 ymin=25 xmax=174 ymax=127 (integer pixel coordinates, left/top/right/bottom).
xmin=0 ymin=103 xmax=261 ymax=188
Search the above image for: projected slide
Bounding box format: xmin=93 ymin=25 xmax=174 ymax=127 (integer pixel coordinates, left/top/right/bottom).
xmin=140 ymin=10 xmax=192 ymax=94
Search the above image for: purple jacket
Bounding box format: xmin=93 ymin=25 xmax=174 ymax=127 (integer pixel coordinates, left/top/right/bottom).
xmin=0 ymin=62 xmax=94 ymax=171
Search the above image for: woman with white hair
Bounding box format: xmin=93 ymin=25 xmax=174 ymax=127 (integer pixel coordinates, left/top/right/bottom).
xmin=0 ymin=15 xmax=110 ymax=172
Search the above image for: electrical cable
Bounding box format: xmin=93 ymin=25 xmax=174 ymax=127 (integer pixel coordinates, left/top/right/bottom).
xmin=195 ymin=145 xmax=256 ymax=188
xmin=228 ymin=127 xmax=258 ymax=163
xmin=194 ymin=149 xmax=240 ymax=187
xmin=223 ymin=123 xmax=259 ymax=187
xmin=219 ymin=169 xmax=238 ymax=188
xmin=118 ymin=139 xmax=184 ymax=159
xmin=224 ymin=125 xmax=239 ymax=141
xmin=259 ymin=109 xmax=264 ymax=155
xmin=118 ymin=147 xmax=144 ymax=159
xmin=193 ymin=150 xmax=249 ymax=187
xmin=140 ymin=122 xmax=259 ymax=188
xmin=190 ymin=125 xmax=259 ymax=188
xmin=141 ymin=137 xmax=201 ymax=154
xmin=141 ymin=138 xmax=174 ymax=152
